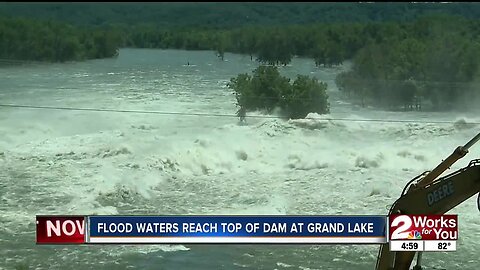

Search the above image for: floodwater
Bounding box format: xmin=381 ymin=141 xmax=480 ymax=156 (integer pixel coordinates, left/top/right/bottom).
xmin=0 ymin=49 xmax=479 ymax=270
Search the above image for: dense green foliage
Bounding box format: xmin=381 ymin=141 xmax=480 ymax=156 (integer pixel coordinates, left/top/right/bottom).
xmin=2 ymin=3 xmax=480 ymax=112
xmin=228 ymin=66 xmax=329 ymax=119
xmin=3 ymin=3 xmax=480 ymax=27
xmin=0 ymin=17 xmax=120 ymax=62
xmin=335 ymin=15 xmax=480 ymax=110
xmin=118 ymin=23 xmax=363 ymax=67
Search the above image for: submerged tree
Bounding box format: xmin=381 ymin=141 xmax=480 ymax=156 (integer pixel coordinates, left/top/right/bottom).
xmin=335 ymin=15 xmax=480 ymax=111
xmin=228 ymin=65 xmax=329 ymax=119
xmin=280 ymin=75 xmax=329 ymax=118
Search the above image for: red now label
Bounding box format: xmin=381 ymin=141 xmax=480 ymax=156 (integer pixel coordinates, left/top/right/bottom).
xmin=389 ymin=215 xmax=457 ymax=241
xmin=36 ymin=216 xmax=85 ymax=244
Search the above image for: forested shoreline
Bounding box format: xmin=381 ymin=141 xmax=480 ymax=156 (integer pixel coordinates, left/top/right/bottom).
xmin=0 ymin=18 xmax=120 ymax=62
xmin=2 ymin=5 xmax=480 ymax=112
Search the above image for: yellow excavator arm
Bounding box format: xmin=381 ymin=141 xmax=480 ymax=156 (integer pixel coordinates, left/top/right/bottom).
xmin=375 ymin=132 xmax=480 ymax=270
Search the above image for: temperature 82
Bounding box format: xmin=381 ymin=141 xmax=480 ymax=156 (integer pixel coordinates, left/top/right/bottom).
xmin=438 ymin=242 xmax=451 ymax=250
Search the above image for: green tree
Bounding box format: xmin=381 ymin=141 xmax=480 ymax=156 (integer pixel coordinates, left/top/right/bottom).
xmin=280 ymin=75 xmax=329 ymax=118
xmin=228 ymin=66 xmax=329 ymax=119
xmin=214 ymin=31 xmax=230 ymax=60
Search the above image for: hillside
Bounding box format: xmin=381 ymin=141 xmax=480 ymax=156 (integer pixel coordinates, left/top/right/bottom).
xmin=1 ymin=3 xmax=480 ymax=27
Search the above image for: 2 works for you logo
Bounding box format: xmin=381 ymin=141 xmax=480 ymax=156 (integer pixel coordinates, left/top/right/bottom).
xmin=389 ymin=215 xmax=457 ymax=241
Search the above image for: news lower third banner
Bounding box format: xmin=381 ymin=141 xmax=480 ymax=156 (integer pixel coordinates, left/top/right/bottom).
xmin=36 ymin=215 xmax=387 ymax=244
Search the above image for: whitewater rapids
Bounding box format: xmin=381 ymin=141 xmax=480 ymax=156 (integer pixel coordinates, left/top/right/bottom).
xmin=0 ymin=49 xmax=479 ymax=270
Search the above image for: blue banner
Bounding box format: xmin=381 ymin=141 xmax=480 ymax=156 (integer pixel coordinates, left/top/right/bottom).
xmin=88 ymin=215 xmax=386 ymax=243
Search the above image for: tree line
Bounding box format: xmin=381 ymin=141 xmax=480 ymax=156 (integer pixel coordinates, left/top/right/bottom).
xmin=335 ymin=14 xmax=480 ymax=110
xmin=122 ymin=15 xmax=480 ymax=111
xmin=2 ymin=13 xmax=480 ymax=112
xmin=3 ymin=3 xmax=480 ymax=28
xmin=0 ymin=17 xmax=120 ymax=62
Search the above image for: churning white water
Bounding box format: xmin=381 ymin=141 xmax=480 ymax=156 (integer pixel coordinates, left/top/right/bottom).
xmin=0 ymin=49 xmax=479 ymax=269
